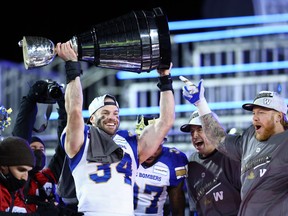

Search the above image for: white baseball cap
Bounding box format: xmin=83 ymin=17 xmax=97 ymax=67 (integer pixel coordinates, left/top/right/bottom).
xmin=242 ymin=91 xmax=287 ymax=114
xmin=88 ymin=94 xmax=119 ymax=117
xmin=180 ymin=110 xmax=202 ymax=133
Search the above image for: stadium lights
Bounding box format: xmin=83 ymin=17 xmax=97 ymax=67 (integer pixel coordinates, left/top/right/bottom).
xmin=168 ymin=13 xmax=288 ymax=31
xmin=172 ymin=25 xmax=288 ymax=43
xmin=116 ymin=61 xmax=288 ymax=80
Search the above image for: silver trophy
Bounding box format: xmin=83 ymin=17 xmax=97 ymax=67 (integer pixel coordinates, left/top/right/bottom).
xmin=18 ymin=7 xmax=171 ymax=73
xmin=19 ymin=36 xmax=56 ymax=70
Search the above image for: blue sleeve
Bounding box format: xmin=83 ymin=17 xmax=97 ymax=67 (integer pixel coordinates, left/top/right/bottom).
xmin=163 ymin=147 xmax=188 ymax=187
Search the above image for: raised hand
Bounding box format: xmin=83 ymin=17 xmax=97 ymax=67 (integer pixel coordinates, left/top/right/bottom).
xmin=179 ymin=76 xmax=204 ymax=106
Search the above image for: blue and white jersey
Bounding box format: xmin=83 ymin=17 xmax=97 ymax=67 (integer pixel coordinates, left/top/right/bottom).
xmin=134 ymin=146 xmax=188 ymax=215
xmin=62 ymin=126 xmax=139 ymax=216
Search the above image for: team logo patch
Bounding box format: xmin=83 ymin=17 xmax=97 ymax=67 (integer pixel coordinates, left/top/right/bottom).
xmin=247 ymin=171 xmax=255 ymax=179
xmin=262 ymin=98 xmax=272 ymax=105
xmin=175 ymin=166 xmax=187 ymax=179
xmin=153 ymin=165 xmax=168 ymax=176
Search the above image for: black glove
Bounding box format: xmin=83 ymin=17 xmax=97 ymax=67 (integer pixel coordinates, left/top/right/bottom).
xmin=26 ymin=80 xmax=49 ymax=103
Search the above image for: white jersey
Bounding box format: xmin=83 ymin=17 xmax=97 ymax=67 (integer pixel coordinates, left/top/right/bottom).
xmin=62 ymin=127 xmax=138 ymax=216
xmin=134 ymin=146 xmax=188 ymax=215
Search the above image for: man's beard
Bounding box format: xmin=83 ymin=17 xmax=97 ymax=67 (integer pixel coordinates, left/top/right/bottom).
xmin=255 ymin=123 xmax=275 ymax=141
xmin=95 ymin=119 xmax=119 ymax=136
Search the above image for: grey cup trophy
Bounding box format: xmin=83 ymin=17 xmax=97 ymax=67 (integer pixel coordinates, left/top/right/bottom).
xmin=18 ymin=7 xmax=171 ymax=73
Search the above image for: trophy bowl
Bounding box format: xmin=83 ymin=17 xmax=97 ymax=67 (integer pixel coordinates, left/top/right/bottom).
xmin=18 ymin=36 xmax=56 ymax=69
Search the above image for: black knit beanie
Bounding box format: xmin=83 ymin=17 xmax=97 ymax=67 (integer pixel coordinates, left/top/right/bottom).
xmin=31 ymin=136 xmax=45 ymax=148
xmin=0 ymin=136 xmax=35 ymax=167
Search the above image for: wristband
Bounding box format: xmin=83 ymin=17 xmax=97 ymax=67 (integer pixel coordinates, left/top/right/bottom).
xmin=65 ymin=61 xmax=83 ymax=84
xmin=157 ymin=74 xmax=174 ymax=93
xmin=197 ymin=99 xmax=212 ymax=116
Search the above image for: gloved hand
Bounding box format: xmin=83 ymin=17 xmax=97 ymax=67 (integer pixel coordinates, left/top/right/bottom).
xmin=27 ymin=80 xmax=48 ymax=103
xmin=179 ymin=76 xmax=205 ymax=106
xmin=180 ymin=76 xmax=212 ymax=116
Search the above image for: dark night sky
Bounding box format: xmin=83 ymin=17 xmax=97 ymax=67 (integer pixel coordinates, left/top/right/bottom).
xmin=0 ymin=0 xmax=254 ymax=63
